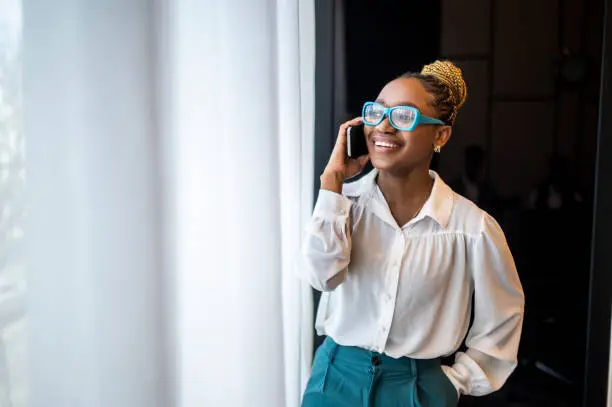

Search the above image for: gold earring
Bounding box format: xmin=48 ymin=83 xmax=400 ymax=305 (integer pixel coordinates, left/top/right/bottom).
xmin=434 ymin=145 xmax=441 ymax=153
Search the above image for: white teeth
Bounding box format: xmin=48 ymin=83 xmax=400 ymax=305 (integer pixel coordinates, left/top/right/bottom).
xmin=375 ymin=141 xmax=398 ymax=148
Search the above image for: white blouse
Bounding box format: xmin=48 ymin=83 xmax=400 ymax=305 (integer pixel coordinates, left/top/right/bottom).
xmin=299 ymin=170 xmax=524 ymax=397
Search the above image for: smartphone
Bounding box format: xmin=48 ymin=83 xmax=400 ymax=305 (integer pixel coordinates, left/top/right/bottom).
xmin=347 ymin=124 xmax=369 ymax=158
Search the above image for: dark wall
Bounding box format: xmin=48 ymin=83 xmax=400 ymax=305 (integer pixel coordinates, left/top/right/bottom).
xmin=438 ymin=0 xmax=603 ymax=201
xmin=343 ymin=0 xmax=441 ymax=117
xmin=439 ymin=2 xmax=604 ymax=406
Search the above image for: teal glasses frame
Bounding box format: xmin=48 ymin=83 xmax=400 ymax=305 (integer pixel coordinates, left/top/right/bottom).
xmin=361 ymin=101 xmax=445 ymax=131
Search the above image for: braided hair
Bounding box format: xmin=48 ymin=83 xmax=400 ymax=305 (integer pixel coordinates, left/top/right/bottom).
xmin=400 ymin=60 xmax=467 ymax=126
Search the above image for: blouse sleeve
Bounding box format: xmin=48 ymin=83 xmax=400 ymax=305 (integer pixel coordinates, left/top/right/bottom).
xmin=443 ymin=213 xmax=525 ymax=396
xmin=298 ymin=189 xmax=353 ymax=291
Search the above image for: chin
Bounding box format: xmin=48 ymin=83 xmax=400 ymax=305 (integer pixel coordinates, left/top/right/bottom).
xmin=370 ymin=156 xmax=404 ymax=173
xmin=370 ymin=154 xmax=426 ymax=176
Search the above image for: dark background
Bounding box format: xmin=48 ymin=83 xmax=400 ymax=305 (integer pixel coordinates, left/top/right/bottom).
xmin=313 ymin=0 xmax=612 ymax=406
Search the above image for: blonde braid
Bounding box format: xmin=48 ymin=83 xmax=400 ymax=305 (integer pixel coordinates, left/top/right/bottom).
xmin=420 ymin=60 xmax=467 ymax=125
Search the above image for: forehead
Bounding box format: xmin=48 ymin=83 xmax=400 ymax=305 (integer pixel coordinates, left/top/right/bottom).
xmin=376 ymin=77 xmax=434 ymax=114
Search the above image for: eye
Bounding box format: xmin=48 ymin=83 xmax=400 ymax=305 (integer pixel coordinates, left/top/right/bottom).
xmin=392 ymin=108 xmax=416 ymax=122
xmin=365 ymin=104 xmax=384 ymax=120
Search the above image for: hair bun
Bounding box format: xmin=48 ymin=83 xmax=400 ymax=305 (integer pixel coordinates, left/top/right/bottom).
xmin=421 ymin=60 xmax=467 ymax=115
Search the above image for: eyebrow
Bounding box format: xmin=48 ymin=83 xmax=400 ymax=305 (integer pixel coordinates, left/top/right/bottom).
xmin=374 ymin=99 xmax=419 ymax=109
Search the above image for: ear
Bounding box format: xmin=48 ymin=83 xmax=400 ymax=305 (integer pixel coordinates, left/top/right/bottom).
xmin=434 ymin=126 xmax=452 ymax=149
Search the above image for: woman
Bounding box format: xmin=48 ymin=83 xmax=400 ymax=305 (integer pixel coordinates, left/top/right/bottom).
xmin=299 ymin=61 xmax=524 ymax=407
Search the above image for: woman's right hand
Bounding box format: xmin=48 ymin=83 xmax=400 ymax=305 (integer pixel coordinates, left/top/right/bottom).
xmin=320 ymin=117 xmax=370 ymax=194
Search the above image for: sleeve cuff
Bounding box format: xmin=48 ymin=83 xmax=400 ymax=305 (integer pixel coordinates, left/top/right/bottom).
xmin=313 ymin=189 xmax=353 ymax=219
xmin=452 ymin=350 xmax=496 ymax=396
xmin=441 ymin=365 xmax=463 ymax=398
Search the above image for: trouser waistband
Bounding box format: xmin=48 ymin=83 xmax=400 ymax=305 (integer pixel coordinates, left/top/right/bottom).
xmin=319 ymin=337 xmax=441 ymax=377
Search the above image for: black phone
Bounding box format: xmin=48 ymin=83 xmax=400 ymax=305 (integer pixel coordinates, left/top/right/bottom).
xmin=347 ymin=124 xmax=369 ymax=158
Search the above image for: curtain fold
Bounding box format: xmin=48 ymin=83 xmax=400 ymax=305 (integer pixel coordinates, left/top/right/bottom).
xmin=277 ymin=0 xmax=316 ymax=405
xmin=167 ymin=1 xmax=314 ymax=405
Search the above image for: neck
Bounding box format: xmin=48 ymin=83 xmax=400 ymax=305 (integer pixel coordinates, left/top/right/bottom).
xmin=377 ymin=166 xmax=434 ymax=208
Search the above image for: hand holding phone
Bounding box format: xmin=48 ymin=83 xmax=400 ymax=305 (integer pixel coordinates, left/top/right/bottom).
xmin=320 ymin=118 xmax=370 ymax=193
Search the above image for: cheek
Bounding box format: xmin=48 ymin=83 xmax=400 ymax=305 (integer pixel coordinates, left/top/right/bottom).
xmin=400 ymin=129 xmax=434 ymax=151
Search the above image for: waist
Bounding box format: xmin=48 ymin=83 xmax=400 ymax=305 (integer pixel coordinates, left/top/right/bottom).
xmin=318 ymin=337 xmax=442 ymax=376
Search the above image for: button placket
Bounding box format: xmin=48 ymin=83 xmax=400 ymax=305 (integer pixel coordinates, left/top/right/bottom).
xmin=377 ymin=229 xmax=405 ymax=349
xmin=383 ymin=231 xmax=403 ymax=324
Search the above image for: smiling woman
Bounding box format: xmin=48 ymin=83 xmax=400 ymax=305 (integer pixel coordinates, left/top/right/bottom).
xmin=299 ymin=60 xmax=524 ymax=407
xmin=362 ymin=62 xmax=466 ymax=181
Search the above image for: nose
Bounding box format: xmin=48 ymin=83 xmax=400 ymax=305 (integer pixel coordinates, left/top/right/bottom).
xmin=375 ymin=114 xmax=395 ymax=133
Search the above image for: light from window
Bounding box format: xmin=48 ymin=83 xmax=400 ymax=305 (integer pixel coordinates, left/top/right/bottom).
xmin=0 ymin=0 xmax=26 ymax=406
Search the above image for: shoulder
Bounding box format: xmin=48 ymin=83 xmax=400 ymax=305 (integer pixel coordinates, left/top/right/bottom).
xmin=447 ymin=189 xmax=495 ymax=237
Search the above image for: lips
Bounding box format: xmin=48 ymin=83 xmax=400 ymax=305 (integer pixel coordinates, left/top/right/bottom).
xmin=371 ymin=136 xmax=402 ymax=152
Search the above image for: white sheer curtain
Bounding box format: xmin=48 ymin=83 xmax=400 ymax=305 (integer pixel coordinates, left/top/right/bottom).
xmin=25 ymin=1 xmax=166 ymax=406
xmin=164 ymin=0 xmax=315 ymax=405
xmin=0 ymin=1 xmax=26 ymax=406
xmin=277 ymin=1 xmax=315 ymax=405
xmin=24 ymin=0 xmax=314 ymax=406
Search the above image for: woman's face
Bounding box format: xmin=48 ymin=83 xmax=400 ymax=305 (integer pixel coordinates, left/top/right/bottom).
xmin=364 ymin=77 xmax=450 ymax=176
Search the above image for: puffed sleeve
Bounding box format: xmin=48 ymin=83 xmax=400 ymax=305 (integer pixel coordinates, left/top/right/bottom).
xmin=443 ymin=213 xmax=525 ymax=396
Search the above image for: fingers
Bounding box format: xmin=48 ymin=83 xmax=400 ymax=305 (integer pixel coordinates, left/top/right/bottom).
xmin=337 ymin=117 xmax=363 ymax=141
xmin=337 ymin=117 xmax=363 ymax=140
xmin=342 ymin=116 xmax=364 ymax=127
xmin=332 ymin=117 xmax=363 ymax=157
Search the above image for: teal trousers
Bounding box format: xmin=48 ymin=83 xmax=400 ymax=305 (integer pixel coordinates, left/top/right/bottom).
xmin=302 ymin=337 xmax=459 ymax=407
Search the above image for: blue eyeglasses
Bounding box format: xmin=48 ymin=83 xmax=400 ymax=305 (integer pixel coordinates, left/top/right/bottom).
xmin=361 ymin=101 xmax=445 ymax=131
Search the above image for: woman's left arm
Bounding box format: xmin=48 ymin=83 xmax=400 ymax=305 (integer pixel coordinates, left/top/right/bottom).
xmin=443 ymin=213 xmax=525 ymax=396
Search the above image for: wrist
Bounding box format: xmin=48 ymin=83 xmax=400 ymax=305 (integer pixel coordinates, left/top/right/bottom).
xmin=320 ymin=171 xmax=344 ymax=194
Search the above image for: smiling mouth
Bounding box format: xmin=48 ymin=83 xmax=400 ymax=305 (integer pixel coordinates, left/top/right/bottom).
xmin=372 ymin=138 xmax=402 ymax=152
